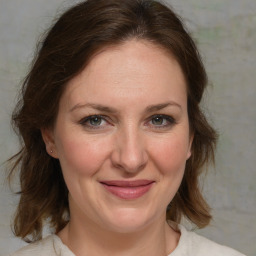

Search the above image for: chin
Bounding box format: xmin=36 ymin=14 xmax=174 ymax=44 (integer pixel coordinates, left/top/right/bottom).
xmin=102 ymin=207 xmax=159 ymax=234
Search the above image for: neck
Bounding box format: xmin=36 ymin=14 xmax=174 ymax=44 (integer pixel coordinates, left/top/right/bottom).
xmin=58 ymin=214 xmax=179 ymax=256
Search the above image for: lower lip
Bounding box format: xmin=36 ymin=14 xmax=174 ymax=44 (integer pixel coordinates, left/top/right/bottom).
xmin=101 ymin=183 xmax=154 ymax=200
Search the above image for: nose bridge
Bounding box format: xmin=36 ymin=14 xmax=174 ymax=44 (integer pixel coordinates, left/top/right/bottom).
xmin=112 ymin=123 xmax=147 ymax=173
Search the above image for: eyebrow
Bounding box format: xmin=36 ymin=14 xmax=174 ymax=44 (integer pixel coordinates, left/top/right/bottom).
xmin=70 ymin=103 xmax=118 ymax=113
xmin=70 ymin=101 xmax=181 ymax=113
xmin=145 ymin=102 xmax=181 ymax=112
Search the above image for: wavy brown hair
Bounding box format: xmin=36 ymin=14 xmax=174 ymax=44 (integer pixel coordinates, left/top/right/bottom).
xmin=8 ymin=0 xmax=217 ymax=242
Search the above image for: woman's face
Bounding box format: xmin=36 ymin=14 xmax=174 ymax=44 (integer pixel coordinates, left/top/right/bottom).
xmin=44 ymin=40 xmax=192 ymax=233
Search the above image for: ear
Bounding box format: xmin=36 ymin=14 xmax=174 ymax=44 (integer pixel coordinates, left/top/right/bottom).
xmin=186 ymin=133 xmax=194 ymax=160
xmin=41 ymin=128 xmax=59 ymax=159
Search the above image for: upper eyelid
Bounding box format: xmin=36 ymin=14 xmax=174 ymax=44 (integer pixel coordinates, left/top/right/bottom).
xmin=150 ymin=114 xmax=173 ymax=118
xmin=147 ymin=114 xmax=176 ymax=122
xmin=81 ymin=114 xmax=108 ymax=120
xmin=79 ymin=115 xmax=106 ymax=124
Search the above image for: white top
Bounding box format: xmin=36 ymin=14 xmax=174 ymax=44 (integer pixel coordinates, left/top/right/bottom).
xmin=8 ymin=224 xmax=245 ymax=256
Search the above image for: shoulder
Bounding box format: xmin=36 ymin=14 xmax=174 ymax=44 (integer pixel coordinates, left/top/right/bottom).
xmin=185 ymin=229 xmax=245 ymax=256
xmin=8 ymin=235 xmax=70 ymax=256
xmin=170 ymin=223 xmax=246 ymax=256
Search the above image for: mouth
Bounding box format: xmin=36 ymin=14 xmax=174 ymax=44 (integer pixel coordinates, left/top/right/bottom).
xmin=99 ymin=180 xmax=155 ymax=200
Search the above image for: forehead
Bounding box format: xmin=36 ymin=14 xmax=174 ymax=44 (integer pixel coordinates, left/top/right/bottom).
xmin=60 ymin=40 xmax=187 ymax=110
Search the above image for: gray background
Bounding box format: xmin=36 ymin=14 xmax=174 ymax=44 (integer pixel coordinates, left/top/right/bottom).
xmin=0 ymin=0 xmax=255 ymax=255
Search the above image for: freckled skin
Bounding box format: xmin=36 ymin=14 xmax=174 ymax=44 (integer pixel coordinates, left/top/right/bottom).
xmin=42 ymin=40 xmax=193 ymax=255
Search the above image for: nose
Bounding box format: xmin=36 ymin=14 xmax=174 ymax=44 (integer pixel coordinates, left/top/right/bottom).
xmin=110 ymin=127 xmax=148 ymax=174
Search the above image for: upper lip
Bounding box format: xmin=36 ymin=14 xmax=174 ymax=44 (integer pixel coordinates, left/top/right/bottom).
xmin=100 ymin=180 xmax=155 ymax=187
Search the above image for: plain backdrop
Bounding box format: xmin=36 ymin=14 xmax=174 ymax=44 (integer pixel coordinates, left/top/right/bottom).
xmin=0 ymin=0 xmax=255 ymax=255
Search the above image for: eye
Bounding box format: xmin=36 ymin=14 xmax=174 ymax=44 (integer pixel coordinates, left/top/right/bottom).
xmin=79 ymin=115 xmax=108 ymax=129
xmin=88 ymin=116 xmax=103 ymax=126
xmin=148 ymin=114 xmax=176 ymax=128
xmin=151 ymin=116 xmax=166 ymax=126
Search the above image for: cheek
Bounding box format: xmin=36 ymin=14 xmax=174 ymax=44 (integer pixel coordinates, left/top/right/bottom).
xmin=56 ymin=134 xmax=111 ymax=176
xmin=149 ymin=134 xmax=189 ymax=177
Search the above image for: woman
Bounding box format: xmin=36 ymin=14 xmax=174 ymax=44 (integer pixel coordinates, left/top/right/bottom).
xmin=7 ymin=0 xmax=245 ymax=255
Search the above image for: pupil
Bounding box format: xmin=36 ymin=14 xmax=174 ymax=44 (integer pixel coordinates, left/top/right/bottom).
xmin=90 ymin=117 xmax=101 ymax=126
xmin=153 ymin=117 xmax=163 ymax=125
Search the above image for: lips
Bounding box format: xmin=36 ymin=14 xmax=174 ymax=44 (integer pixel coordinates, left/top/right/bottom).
xmin=100 ymin=180 xmax=155 ymax=200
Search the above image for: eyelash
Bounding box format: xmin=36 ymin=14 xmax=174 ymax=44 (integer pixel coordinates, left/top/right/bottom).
xmin=79 ymin=114 xmax=176 ymax=130
xmin=147 ymin=114 xmax=176 ymax=129
xmin=79 ymin=115 xmax=109 ymax=130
